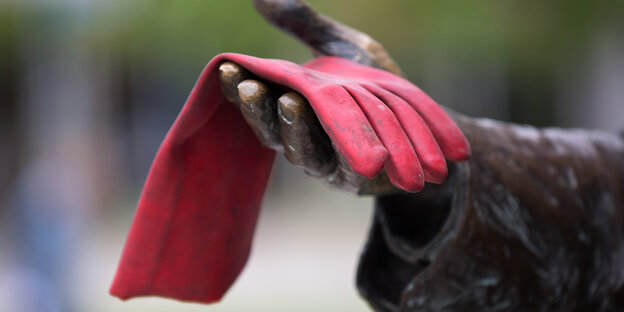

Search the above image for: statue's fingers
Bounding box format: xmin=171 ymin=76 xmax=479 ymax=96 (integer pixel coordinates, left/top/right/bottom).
xmin=237 ymin=79 xmax=283 ymax=151
xmin=327 ymin=156 xmax=396 ymax=195
xmin=219 ymin=61 xmax=251 ymax=105
xmin=277 ymin=92 xmax=336 ymax=176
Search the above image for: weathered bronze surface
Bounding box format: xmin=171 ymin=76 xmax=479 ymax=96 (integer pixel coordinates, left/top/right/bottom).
xmin=277 ymin=92 xmax=336 ymax=177
xmin=218 ymin=0 xmax=624 ymax=311
xmin=252 ymin=0 xmax=404 ymax=76
xmin=359 ymin=116 xmax=624 ymax=311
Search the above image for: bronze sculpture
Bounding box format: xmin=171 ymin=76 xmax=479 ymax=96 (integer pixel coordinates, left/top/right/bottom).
xmin=220 ymin=0 xmax=624 ymax=311
xmin=110 ymin=0 xmax=624 ymax=310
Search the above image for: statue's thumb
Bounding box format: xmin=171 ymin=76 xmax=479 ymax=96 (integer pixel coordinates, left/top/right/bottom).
xmin=252 ymin=0 xmax=404 ymax=76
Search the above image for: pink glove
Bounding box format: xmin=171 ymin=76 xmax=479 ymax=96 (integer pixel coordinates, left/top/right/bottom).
xmin=110 ymin=53 xmax=470 ymax=304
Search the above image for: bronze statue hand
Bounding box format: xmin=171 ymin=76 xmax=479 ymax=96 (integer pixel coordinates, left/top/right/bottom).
xmin=219 ymin=62 xmax=398 ymax=195
xmin=218 ymin=0 xmax=472 ymax=195
xmin=218 ymin=0 xmax=415 ymax=195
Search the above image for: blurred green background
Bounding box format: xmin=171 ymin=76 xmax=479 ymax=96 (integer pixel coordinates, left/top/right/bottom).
xmin=0 ymin=0 xmax=622 ymax=311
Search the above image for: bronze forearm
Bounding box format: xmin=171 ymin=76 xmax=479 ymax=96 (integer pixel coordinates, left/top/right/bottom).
xmin=359 ymin=114 xmax=624 ymax=311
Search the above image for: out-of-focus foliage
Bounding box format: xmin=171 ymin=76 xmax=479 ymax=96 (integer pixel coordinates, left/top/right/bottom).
xmin=3 ymin=0 xmax=622 ymax=82
xmin=96 ymin=0 xmax=308 ymax=85
xmin=0 ymin=4 xmax=16 ymax=61
xmin=99 ymin=0 xmax=624 ymax=75
xmin=80 ymin=0 xmax=623 ymax=127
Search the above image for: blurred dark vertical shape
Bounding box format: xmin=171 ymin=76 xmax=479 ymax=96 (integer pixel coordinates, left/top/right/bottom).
xmin=125 ymin=62 xmax=182 ymax=187
xmin=0 ymin=5 xmax=20 ymax=212
xmin=1 ymin=1 xmax=117 ymax=311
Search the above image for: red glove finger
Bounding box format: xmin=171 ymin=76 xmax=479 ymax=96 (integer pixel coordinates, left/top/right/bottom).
xmin=302 ymin=56 xmax=470 ymax=162
xmin=343 ymin=84 xmax=424 ymax=191
xmin=377 ymin=81 xmax=470 ymax=162
xmin=362 ymin=84 xmax=447 ymax=184
xmin=303 ymin=84 xmax=387 ymax=177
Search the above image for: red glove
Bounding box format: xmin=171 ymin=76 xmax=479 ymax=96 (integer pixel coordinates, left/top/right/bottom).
xmin=110 ymin=53 xmax=470 ymax=304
